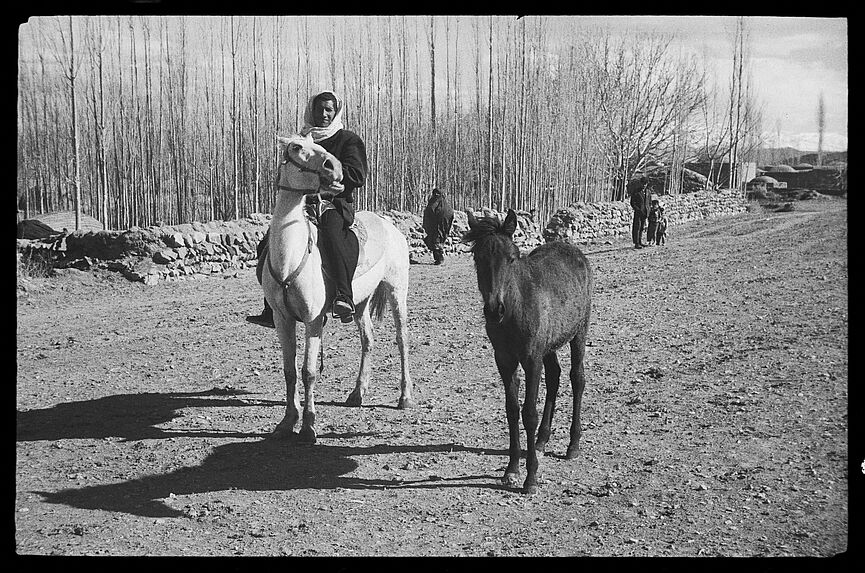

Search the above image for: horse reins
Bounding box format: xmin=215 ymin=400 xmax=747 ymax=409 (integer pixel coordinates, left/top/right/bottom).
xmin=267 ymin=152 xmax=342 ymax=373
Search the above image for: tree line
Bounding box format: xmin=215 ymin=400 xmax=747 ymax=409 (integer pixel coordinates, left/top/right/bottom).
xmin=16 ymin=15 xmax=763 ymax=231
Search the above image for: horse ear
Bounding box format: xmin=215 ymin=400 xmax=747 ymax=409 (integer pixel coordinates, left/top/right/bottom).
xmin=503 ymin=209 xmax=518 ymax=236
xmin=466 ymin=209 xmax=477 ymax=228
xmin=276 ymin=137 xmax=289 ymax=161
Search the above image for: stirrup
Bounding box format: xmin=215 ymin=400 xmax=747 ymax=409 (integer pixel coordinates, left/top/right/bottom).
xmin=332 ymin=296 xmax=355 ymax=323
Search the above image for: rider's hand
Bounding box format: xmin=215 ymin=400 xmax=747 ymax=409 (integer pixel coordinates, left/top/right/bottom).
xmin=320 ymin=179 xmax=344 ymax=193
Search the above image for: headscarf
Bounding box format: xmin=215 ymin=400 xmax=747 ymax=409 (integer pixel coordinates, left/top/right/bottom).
xmin=300 ymin=90 xmax=345 ymax=143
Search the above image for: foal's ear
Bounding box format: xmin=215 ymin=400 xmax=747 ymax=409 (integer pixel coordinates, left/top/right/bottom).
xmin=502 ymin=209 xmax=518 ymax=237
xmin=466 ymin=209 xmax=478 ymax=228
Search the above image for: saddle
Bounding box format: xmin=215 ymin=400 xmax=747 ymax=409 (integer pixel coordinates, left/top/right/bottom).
xmin=302 ymin=193 xmax=371 ymax=276
xmin=303 ymin=193 xmax=367 ymax=243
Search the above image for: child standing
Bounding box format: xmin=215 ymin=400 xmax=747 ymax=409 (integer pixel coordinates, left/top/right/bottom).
xmin=655 ymin=206 xmax=668 ymax=246
xmin=646 ymin=199 xmax=660 ymax=246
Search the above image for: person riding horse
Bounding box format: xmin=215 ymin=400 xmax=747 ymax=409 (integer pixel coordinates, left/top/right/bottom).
xmin=248 ymin=90 xmax=369 ymax=327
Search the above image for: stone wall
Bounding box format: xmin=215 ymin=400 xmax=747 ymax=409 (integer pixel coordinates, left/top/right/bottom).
xmin=17 ymin=190 xmax=746 ymax=284
xmin=18 ymin=215 xmax=272 ymax=286
xmin=542 ymin=188 xmax=748 ymax=245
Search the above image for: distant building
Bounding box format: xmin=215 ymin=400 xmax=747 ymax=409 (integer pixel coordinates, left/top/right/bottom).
xmin=685 ymin=162 xmax=757 ymax=189
xmin=746 ymin=176 xmax=786 ymax=192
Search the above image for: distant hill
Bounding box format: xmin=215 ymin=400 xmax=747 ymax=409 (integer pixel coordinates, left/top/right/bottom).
xmin=752 ymin=148 xmax=847 ymax=167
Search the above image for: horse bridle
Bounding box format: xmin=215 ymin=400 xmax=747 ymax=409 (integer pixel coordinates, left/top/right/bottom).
xmin=266 ymin=153 xmax=323 ymax=321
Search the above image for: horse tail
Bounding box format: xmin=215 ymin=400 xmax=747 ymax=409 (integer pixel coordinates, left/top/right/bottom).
xmin=368 ymin=282 xmax=390 ymax=322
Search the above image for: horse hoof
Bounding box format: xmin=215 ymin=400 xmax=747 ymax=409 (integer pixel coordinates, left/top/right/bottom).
xmin=397 ymin=397 xmax=414 ymax=409
xmin=270 ymin=429 xmax=295 ymax=440
xmin=271 ymin=422 xmax=297 ymax=439
xmin=523 ymin=483 xmax=539 ymax=495
xmin=298 ymin=426 xmax=317 ymax=444
xmin=535 ymin=440 xmax=548 ymax=454
xmin=502 ymin=472 xmax=521 ymax=489
xmin=345 ymin=391 xmax=363 ymax=407
xmin=565 ymin=445 xmax=580 ymax=459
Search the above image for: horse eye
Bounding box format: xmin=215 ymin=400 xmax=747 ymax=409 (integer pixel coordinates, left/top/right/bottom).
xmin=290 ymin=144 xmax=301 ymax=152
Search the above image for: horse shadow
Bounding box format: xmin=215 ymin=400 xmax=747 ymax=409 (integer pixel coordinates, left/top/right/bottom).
xmin=16 ymin=388 xmax=278 ymax=442
xmin=19 ymin=390 xmax=507 ymax=518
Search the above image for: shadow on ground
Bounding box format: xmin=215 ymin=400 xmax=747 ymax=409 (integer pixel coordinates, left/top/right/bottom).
xmin=21 ymin=390 xmax=507 ymax=518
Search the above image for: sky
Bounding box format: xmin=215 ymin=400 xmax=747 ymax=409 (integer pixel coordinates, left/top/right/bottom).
xmin=568 ymin=16 xmax=848 ymax=152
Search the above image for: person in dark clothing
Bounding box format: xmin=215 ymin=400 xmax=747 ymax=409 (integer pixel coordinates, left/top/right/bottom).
xmin=655 ymin=206 xmax=668 ymax=246
xmin=247 ymin=90 xmax=368 ymax=327
xmin=646 ymin=198 xmax=660 ymax=246
xmin=422 ymin=188 xmax=454 ymax=265
xmin=628 ymin=175 xmax=651 ymax=249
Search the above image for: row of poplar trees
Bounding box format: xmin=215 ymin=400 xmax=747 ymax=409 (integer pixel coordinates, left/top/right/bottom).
xmin=16 ymin=15 xmax=763 ymax=231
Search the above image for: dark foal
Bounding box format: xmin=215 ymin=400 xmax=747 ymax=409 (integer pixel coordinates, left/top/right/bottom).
xmin=464 ymin=209 xmax=593 ymax=494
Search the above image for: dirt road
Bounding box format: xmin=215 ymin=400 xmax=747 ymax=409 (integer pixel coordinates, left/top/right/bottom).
xmin=16 ymin=198 xmax=848 ymax=557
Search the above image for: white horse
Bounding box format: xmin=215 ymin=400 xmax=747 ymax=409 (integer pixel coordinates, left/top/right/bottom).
xmin=262 ymin=133 xmax=414 ymax=444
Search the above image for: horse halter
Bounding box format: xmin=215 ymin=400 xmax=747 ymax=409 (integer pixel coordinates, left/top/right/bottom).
xmin=276 ymin=158 xmax=324 ymax=195
xmin=266 ymin=149 xmax=323 ymax=320
xmin=284 ymin=152 xmax=323 ymax=175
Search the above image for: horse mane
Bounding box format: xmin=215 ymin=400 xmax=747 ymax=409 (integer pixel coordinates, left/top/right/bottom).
xmin=462 ymin=214 xmax=519 ymax=259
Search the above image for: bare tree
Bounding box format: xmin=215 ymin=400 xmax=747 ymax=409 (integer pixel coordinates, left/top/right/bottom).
xmin=817 ymin=92 xmax=825 ymax=167
xmin=230 ymin=16 xmax=241 ymax=221
xmin=486 ymin=16 xmax=494 ymax=209
xmin=18 ymin=15 xmax=764 ymax=230
xmin=589 ymin=33 xmax=706 ymax=199
xmin=427 ymin=16 xmax=437 ymax=189
xmin=56 ymin=16 xmax=81 ymax=230
xmin=45 ymin=16 xmax=85 ymax=229
xmin=725 ymin=17 xmax=758 ymax=190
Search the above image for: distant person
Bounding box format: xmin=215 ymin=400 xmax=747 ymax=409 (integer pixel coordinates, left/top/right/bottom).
xmin=422 ymin=187 xmax=454 ymax=265
xmin=628 ymin=175 xmax=650 ymax=249
xmin=646 ymin=198 xmax=660 ymax=246
xmin=655 ymin=206 xmax=668 ymax=246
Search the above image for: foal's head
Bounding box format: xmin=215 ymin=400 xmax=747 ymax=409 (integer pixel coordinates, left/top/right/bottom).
xmin=463 ymin=209 xmax=520 ymax=324
xmin=276 ymin=134 xmax=342 ymax=192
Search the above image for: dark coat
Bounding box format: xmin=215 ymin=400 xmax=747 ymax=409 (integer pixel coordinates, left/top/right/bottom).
xmin=317 ymin=129 xmax=368 ymax=226
xmin=628 ymin=179 xmax=650 ymax=216
xmin=422 ymin=190 xmax=454 ymax=244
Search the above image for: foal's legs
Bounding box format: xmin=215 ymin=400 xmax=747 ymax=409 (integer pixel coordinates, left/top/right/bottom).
xmin=299 ymin=315 xmax=325 ymax=444
xmin=535 ymin=351 xmax=562 ymax=454
xmin=346 ymin=299 xmax=373 ymax=407
xmin=566 ymin=336 xmax=587 ymax=459
xmin=273 ymin=315 xmax=301 ymax=438
xmin=521 ymin=356 xmax=543 ymax=495
xmin=495 ymin=350 xmax=521 ymax=489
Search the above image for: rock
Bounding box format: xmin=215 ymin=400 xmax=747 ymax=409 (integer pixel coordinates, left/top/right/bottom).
xmin=124 ymin=259 xmax=160 ymax=282
xmin=153 ymin=250 xmax=178 ymax=264
xmin=163 ymin=233 xmax=185 ymax=248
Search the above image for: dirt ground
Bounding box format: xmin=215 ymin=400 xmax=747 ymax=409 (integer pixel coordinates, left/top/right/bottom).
xmin=15 ymin=198 xmax=849 ymax=557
